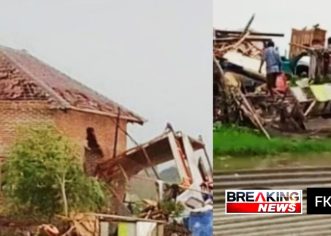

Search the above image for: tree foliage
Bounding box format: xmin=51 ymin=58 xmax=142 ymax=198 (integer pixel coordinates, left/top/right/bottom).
xmin=2 ymin=124 xmax=107 ymax=219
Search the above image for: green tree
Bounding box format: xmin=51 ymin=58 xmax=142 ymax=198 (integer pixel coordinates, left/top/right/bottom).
xmin=2 ymin=124 xmax=107 ymax=219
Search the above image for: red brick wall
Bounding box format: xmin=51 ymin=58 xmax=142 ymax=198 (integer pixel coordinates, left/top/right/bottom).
xmin=54 ymin=109 xmax=127 ymax=159
xmin=0 ymin=101 xmax=54 ymax=157
xmin=0 ymin=101 xmax=127 ymax=160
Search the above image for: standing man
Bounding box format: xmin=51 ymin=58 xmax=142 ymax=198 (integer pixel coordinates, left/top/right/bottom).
xmin=259 ymin=40 xmax=282 ymax=97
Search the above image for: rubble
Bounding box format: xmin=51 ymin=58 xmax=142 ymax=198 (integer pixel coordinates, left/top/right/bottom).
xmin=92 ymin=126 xmax=213 ymax=235
xmin=96 ymin=126 xmax=212 ymax=210
xmin=214 ymin=15 xmax=331 ymax=137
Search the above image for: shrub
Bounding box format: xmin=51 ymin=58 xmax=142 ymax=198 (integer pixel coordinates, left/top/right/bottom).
xmin=2 ymin=124 xmax=107 ymax=219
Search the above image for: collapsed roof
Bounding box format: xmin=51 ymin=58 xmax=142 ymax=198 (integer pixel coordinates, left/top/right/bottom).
xmin=96 ymin=130 xmax=208 ymax=182
xmin=214 ymin=15 xmax=284 ymax=61
xmin=0 ymin=45 xmax=144 ymax=124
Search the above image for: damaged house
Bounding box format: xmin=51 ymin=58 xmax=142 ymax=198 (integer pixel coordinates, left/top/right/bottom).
xmin=0 ymin=45 xmax=213 ymax=234
xmin=0 ymin=45 xmax=144 ymax=173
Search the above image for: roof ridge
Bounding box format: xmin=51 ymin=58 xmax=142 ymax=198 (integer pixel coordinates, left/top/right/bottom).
xmin=0 ymin=45 xmax=145 ymax=123
xmin=21 ymin=51 xmax=140 ymax=113
xmin=19 ymin=48 xmax=145 ymax=122
xmin=0 ymin=46 xmax=70 ymax=109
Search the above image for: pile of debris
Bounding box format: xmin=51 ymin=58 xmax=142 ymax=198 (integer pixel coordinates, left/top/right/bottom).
xmin=95 ymin=127 xmax=213 ymax=235
xmin=214 ymin=15 xmax=284 ymax=60
xmin=164 ymin=223 xmax=191 ymax=236
xmin=214 ymin=15 xmax=331 ymax=137
xmin=138 ymin=200 xmax=168 ymax=221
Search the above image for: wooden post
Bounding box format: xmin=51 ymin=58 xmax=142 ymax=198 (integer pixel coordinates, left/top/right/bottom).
xmin=112 ymin=108 xmax=121 ymax=159
xmin=0 ymin=161 xmax=2 ymax=192
xmin=113 ymin=123 xmax=160 ymax=179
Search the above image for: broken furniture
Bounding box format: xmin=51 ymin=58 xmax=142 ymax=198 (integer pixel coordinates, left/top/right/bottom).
xmin=289 ymin=26 xmax=326 ymax=59
xmin=290 ymin=84 xmax=331 ymax=130
xmin=93 ymin=213 xmax=166 ymax=236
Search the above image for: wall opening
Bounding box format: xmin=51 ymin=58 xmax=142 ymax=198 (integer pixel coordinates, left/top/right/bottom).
xmin=84 ymin=127 xmax=104 ymax=176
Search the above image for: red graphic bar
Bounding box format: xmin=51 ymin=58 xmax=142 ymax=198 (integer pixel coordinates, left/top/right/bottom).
xmin=226 ymin=203 xmax=302 ymax=214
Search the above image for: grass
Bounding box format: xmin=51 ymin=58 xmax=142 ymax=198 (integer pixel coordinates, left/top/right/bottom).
xmin=213 ymin=126 xmax=331 ymax=171
xmin=214 ymin=126 xmax=331 ymax=157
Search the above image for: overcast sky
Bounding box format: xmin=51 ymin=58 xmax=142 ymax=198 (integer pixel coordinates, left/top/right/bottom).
xmin=0 ymin=0 xmax=212 ymax=153
xmin=214 ymin=0 xmax=331 ymax=56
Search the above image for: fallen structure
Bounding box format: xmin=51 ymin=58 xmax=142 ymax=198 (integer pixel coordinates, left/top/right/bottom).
xmin=214 ymin=16 xmax=331 ymax=137
xmin=93 ymin=126 xmax=213 ymax=235
xmin=97 ymin=127 xmax=213 ymax=212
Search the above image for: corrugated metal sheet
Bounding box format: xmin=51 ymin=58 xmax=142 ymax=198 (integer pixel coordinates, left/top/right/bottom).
xmin=214 ymin=166 xmax=331 ymax=236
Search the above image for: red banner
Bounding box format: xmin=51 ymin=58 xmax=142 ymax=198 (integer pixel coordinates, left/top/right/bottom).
xmin=226 ymin=203 xmax=302 ymax=214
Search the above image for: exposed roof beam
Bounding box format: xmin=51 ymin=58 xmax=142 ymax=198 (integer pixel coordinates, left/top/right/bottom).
xmin=214 ymin=30 xmax=284 ymax=38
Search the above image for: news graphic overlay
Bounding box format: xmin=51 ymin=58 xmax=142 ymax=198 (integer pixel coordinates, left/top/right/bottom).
xmin=307 ymin=188 xmax=331 ymax=214
xmin=226 ymin=190 xmax=302 ymax=214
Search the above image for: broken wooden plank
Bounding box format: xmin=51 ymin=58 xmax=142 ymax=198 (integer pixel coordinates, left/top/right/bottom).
xmin=214 ymin=37 xmax=274 ymax=43
xmin=215 ymin=30 xmax=284 ymax=38
xmin=304 ymin=100 xmax=317 ymax=117
xmin=238 ymin=91 xmax=271 ymax=139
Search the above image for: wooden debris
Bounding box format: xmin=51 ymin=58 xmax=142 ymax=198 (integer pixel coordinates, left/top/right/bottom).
xmin=214 ymin=14 xmax=283 ymax=59
xmin=238 ymin=91 xmax=270 ymax=139
xmin=137 ymin=199 xmax=168 ymax=221
xmin=213 ymin=16 xmax=312 ymax=136
xmin=56 ymin=213 xmax=100 ymax=236
xmin=37 ymin=224 xmax=60 ymax=236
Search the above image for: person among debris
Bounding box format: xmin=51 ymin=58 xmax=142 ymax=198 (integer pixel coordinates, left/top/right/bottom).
xmin=259 ymin=40 xmax=282 ymax=97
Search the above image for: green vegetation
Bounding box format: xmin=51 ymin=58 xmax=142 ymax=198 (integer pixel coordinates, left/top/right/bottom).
xmin=2 ymin=125 xmax=107 ymax=220
xmin=214 ymin=126 xmax=331 ymax=157
xmin=214 ymin=125 xmax=331 ymax=171
xmin=159 ymin=200 xmax=185 ymax=219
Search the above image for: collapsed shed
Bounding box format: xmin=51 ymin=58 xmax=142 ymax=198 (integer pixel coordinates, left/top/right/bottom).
xmin=214 ymin=18 xmax=331 ymax=136
xmin=97 ymin=128 xmax=213 ymax=216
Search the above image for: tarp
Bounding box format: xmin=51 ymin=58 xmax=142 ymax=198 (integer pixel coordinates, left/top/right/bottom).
xmin=118 ymin=222 xmax=136 ymax=236
xmin=136 ymin=222 xmax=157 ymax=236
xmin=310 ymin=84 xmax=331 ymax=102
xmin=186 ymin=209 xmax=212 ymax=236
xmin=290 ymin=87 xmax=309 ymax=102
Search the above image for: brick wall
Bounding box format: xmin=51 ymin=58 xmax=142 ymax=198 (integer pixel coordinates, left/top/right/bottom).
xmin=0 ymin=101 xmax=54 ymax=157
xmin=0 ymin=101 xmax=128 ymax=161
xmin=54 ymin=109 xmax=127 ymax=159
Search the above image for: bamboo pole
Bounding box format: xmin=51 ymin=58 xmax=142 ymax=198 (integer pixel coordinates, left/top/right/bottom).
xmin=238 ymin=91 xmax=271 ymax=139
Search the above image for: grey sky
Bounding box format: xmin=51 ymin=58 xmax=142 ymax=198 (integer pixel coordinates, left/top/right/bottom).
xmin=0 ymin=0 xmax=212 ymax=153
xmin=214 ymin=0 xmax=330 ymax=56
